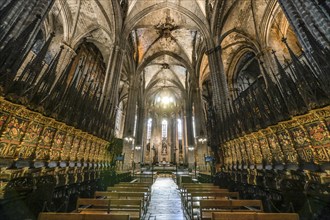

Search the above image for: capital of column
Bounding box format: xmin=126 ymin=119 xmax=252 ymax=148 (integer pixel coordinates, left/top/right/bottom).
xmin=61 ymin=42 xmax=77 ymax=56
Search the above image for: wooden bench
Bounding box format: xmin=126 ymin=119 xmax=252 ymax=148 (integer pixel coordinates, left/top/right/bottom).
xmin=181 ymin=188 xmax=229 ymax=206
xmin=77 ymin=198 xmax=143 ymax=220
xmin=94 ymin=191 xmax=149 ymax=213
xmin=181 ymin=183 xmax=215 ymax=187
xmin=107 ymin=187 xmax=150 ymax=193
xmin=200 ymin=199 xmax=263 ymax=220
xmin=116 ymin=182 xmax=152 ymax=188
xmin=38 ymin=212 xmax=130 ymax=220
xmin=186 ymin=192 xmax=240 ymax=218
xmin=76 ymin=198 xmax=110 ymax=212
xmin=108 ymin=199 xmax=142 ymax=220
xmin=106 ymin=187 xmax=150 ymax=201
xmin=180 ymin=186 xmax=228 ymax=200
xmin=211 ymin=212 xmax=299 ymax=220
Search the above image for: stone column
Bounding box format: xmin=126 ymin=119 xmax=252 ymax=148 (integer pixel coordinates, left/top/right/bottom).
xmin=101 ymin=45 xmax=124 ymax=113
xmin=134 ymin=98 xmax=145 ymax=164
xmin=122 ymin=74 xmax=139 ymax=169
xmin=206 ymin=46 xmax=229 ymax=145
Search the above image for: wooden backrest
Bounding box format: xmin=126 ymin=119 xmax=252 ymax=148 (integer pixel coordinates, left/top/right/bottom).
xmin=76 ymin=198 xmax=110 ymax=210
xmin=182 ymin=183 xmax=215 ymax=187
xmin=95 ymin=191 xmax=145 ymax=199
xmin=186 ymin=188 xmax=229 ymax=193
xmin=106 ymin=187 xmax=149 ymax=193
xmin=190 ymin=192 xmax=239 ymax=199
xmin=38 ymin=213 xmax=130 ymax=220
xmin=200 ymin=200 xmax=232 ymax=209
xmin=211 ymin=212 xmax=300 ymax=220
xmin=184 ymin=185 xmax=220 ymax=189
xmin=117 ymin=182 xmax=152 ymax=187
xmin=109 ymin=199 xmax=142 ymax=218
xmin=200 ymin=199 xmax=263 ymax=212
xmin=38 ymin=213 xmax=83 ymax=220
xmin=82 ymin=214 xmax=130 ymax=220
xmin=212 ymin=212 xmax=256 ymax=220
xmin=256 ymin=213 xmax=299 ymax=220
xmin=109 ymin=199 xmax=142 ymax=208
xmin=231 ymin=200 xmax=263 ymax=211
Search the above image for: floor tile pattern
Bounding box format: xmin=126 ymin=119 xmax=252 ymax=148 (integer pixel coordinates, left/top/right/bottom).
xmin=144 ymin=177 xmax=188 ymax=220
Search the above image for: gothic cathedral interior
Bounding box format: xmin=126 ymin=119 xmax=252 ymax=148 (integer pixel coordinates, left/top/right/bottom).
xmin=0 ymin=0 xmax=329 ymax=220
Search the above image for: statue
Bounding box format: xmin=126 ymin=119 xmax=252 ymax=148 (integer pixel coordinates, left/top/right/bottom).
xmin=162 ymin=141 xmax=167 ymax=155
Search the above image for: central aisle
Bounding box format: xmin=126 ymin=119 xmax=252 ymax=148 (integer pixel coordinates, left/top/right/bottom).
xmin=145 ymin=177 xmax=187 ymax=220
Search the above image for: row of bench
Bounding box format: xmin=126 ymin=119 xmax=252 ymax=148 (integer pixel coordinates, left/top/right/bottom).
xmin=179 ymin=183 xmax=299 ymax=220
xmin=38 ymin=182 xmax=152 ymax=220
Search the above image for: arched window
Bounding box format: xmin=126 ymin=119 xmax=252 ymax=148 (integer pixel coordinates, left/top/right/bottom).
xmin=177 ymin=118 xmax=182 ymax=140
xmin=162 ymin=119 xmax=168 ymax=139
xmin=147 ymin=118 xmax=152 ymax=140
xmin=235 ymin=52 xmax=260 ymax=95
xmin=68 ymin=42 xmax=106 ymax=98
xmin=115 ymin=102 xmax=123 ymax=137
xmin=192 ymin=116 xmax=196 ymax=138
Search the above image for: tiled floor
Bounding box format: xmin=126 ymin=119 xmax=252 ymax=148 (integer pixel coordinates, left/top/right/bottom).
xmin=144 ymin=177 xmax=188 ymax=220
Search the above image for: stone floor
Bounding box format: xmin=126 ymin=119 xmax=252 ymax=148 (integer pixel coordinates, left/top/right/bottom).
xmin=144 ymin=177 xmax=188 ymax=220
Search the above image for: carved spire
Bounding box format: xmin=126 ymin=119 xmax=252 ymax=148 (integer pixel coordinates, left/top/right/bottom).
xmin=282 ymin=37 xmax=329 ymax=108
xmin=0 ymin=15 xmax=41 ymax=93
xmin=272 ymin=50 xmax=307 ymax=115
xmin=28 ymin=45 xmax=64 ymax=105
xmin=259 ymin=61 xmax=289 ymax=121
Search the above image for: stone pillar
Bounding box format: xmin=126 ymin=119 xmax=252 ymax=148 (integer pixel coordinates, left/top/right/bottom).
xmin=134 ymin=98 xmax=145 ymax=164
xmin=101 ymin=45 xmax=124 ymax=113
xmin=170 ymin=114 xmax=176 ymax=163
xmin=206 ymin=46 xmax=229 ymax=145
xmin=122 ymin=74 xmax=139 ymax=169
xmin=182 ymin=109 xmax=188 ymax=165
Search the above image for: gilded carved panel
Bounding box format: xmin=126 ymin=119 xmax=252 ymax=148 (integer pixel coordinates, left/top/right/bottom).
xmin=258 ymin=136 xmax=272 ymax=164
xmin=250 ymin=136 xmax=262 ymax=164
xmin=70 ymin=136 xmax=81 ymax=161
xmin=19 ymin=121 xmax=43 ymax=159
xmin=61 ymin=134 xmax=74 ymax=161
xmin=50 ymin=130 xmax=66 ymax=161
xmin=222 ymin=107 xmax=330 ymax=169
xmin=0 ymin=116 xmax=29 ymax=158
xmin=0 ymin=99 xmax=112 ymax=167
xmin=36 ymin=126 xmax=56 ymax=160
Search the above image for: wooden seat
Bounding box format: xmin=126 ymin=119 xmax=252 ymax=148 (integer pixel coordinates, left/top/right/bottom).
xmin=94 ymin=191 xmax=149 ymax=212
xmin=95 ymin=191 xmax=146 ymax=199
xmin=107 ymin=199 xmax=142 ymax=220
xmin=76 ymin=198 xmax=110 ymax=212
xmin=38 ymin=212 xmax=130 ymax=220
xmin=231 ymin=200 xmax=263 ymax=211
xmin=256 ymin=213 xmax=299 ymax=220
xmin=211 ymin=212 xmax=299 ymax=220
xmin=200 ymin=199 xmax=263 ymax=220
xmin=181 ymin=183 xmax=215 ymax=188
xmin=116 ymin=182 xmax=152 ymax=188
xmin=186 ymin=192 xmax=240 ymax=218
xmin=77 ymin=199 xmax=143 ymax=220
xmin=107 ymin=187 xmax=150 ymax=193
xmin=211 ymin=212 xmax=256 ymax=220
xmin=181 ymin=188 xmax=229 ymax=208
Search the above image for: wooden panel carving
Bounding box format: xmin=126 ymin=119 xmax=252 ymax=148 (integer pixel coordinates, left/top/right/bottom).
xmin=221 ymin=106 xmax=330 ymax=170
